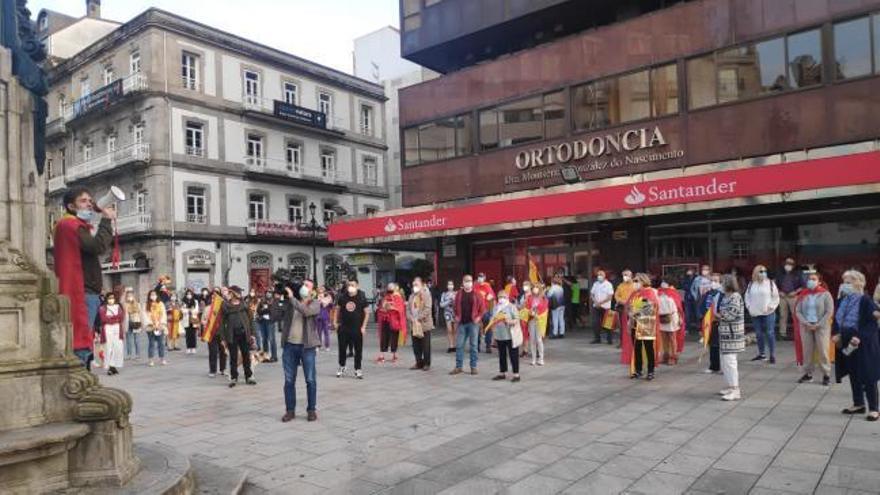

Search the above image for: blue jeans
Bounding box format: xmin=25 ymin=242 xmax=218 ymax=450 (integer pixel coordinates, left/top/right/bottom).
xmin=552 ymin=307 xmax=566 ymax=336
xmin=74 ymin=292 xmax=102 ymax=368
xmin=456 ymin=322 xmax=479 ymax=369
xmin=282 ymin=343 xmax=317 ymax=413
xmin=253 ymin=319 xmax=262 ymax=350
xmin=258 ymin=319 xmax=277 ymax=360
xmin=147 ymin=332 xmax=166 ymax=359
xmin=753 ymin=313 xmax=776 ymax=357
xmin=126 ymin=327 xmax=142 ymax=358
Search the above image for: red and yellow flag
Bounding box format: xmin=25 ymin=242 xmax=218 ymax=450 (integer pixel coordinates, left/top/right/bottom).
xmin=201 ymin=294 xmax=224 ymax=342
xmin=701 ymin=303 xmax=715 ymax=350
xmin=528 ymin=255 xmax=541 ymax=284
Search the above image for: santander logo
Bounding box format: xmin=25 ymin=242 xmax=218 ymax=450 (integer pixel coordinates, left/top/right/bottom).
xmin=624 ymin=186 xmax=646 ymax=205
xmin=384 ymin=219 xmax=398 ymax=233
xmin=380 ymin=214 xmax=448 ymax=235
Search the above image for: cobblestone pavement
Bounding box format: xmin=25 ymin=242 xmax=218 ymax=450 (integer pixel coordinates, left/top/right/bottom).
xmin=102 ymin=327 xmax=880 ymax=494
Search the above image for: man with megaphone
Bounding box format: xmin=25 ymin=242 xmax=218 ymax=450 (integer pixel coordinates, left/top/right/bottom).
xmin=53 ymin=186 xmax=117 ymax=370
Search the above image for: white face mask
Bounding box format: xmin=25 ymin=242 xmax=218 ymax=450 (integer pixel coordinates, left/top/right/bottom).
xmin=633 ymin=282 xmax=642 ymax=290
xmin=76 ymin=208 xmax=95 ymax=222
xmin=531 ymin=288 xmax=540 ymax=295
xmin=412 ymin=285 xmax=421 ymax=293
xmin=149 ymin=295 xmax=157 ymax=301
xmin=299 ymin=287 xmax=311 ymax=299
xmin=839 ymin=283 xmax=855 ymax=296
xmin=623 ymin=275 xmax=632 ymax=282
xmin=597 ymin=275 xmax=605 ymax=282
xmin=522 ymin=285 xmax=531 ymax=292
xmin=660 ymin=282 xmax=670 ymax=289
xmin=711 ymin=282 xmax=722 ymax=291
xmin=477 ymin=277 xmax=485 ymax=283
xmin=347 ymin=286 xmax=357 ymax=296
xmin=784 ymin=265 xmax=793 ymax=272
xmin=463 ymin=281 xmax=473 ymax=290
xmin=447 ymin=285 xmax=454 ymax=291
xmin=701 ymin=270 xmax=710 ymax=277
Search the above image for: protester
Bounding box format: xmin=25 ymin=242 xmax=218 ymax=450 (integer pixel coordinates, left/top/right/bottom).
xmin=166 ymin=293 xmax=183 ymax=352
xmin=246 ymin=288 xmax=261 ymax=351
xmin=451 ymin=275 xmax=486 ymax=375
xmin=181 ymin=289 xmax=200 ymax=354
xmin=795 ymin=271 xmax=834 ymax=386
xmin=316 ymin=286 xmax=334 ymax=353
xmin=622 ymin=273 xmax=660 ymax=380
xmin=154 ymin=275 xmax=173 ymax=305
xmin=614 ymin=269 xmax=636 ymax=316
xmin=281 ymin=283 xmax=321 ymax=422
xmin=481 ymin=290 xmax=519 ymax=382
xmin=475 ymin=273 xmax=496 ymax=353
xmin=145 ymin=289 xmax=168 ymax=367
xmin=745 ymin=264 xmax=781 ymax=364
xmin=682 ymin=267 xmax=697 ymax=332
xmin=99 ymin=291 xmax=125 ymax=376
xmin=408 ymin=277 xmax=434 ymax=371
xmin=203 ymin=289 xmax=227 ymax=377
xmin=657 ymin=279 xmax=685 ymax=365
xmin=335 ymin=279 xmax=368 ymax=378
xmin=833 ymin=270 xmax=880 ymax=421
xmin=700 ymin=274 xmax=723 ymax=374
xmin=123 ymin=288 xmax=143 ymax=360
xmin=547 ymin=276 xmax=566 ymax=339
xmin=566 ymin=275 xmax=581 ymax=329
xmin=440 ymin=281 xmax=457 ymax=353
xmin=376 ymin=283 xmax=406 ymax=364
xmin=717 ymin=274 xmax=745 ymax=401
xmin=503 ymin=276 xmax=519 ymax=307
xmin=256 ymin=292 xmax=277 ymax=361
xmin=777 ymin=257 xmax=804 ymax=341
xmin=590 ymin=270 xmax=614 ymax=345
xmin=220 ymin=286 xmax=257 ymax=388
xmin=518 ymin=280 xmax=533 ymax=358
xmin=524 ymin=283 xmax=549 ymax=367
xmin=52 ymin=187 xmax=115 ymax=369
xmin=690 ymin=265 xmax=713 ymax=312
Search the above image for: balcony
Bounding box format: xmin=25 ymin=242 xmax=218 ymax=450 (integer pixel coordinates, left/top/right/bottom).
xmin=246 ymin=219 xmax=328 ymax=239
xmin=241 ymin=94 xmax=348 ymax=132
xmin=46 ymin=117 xmax=67 ymax=138
xmin=116 ymin=212 xmax=152 ymax=234
xmin=66 ymin=143 xmax=151 ymax=182
xmin=185 ymin=146 xmax=205 ymax=157
xmin=243 ymin=155 xmax=351 ymax=185
xmin=186 ymin=213 xmax=207 ymax=224
xmin=64 ymin=72 xmax=149 ymax=121
xmin=47 ymin=175 xmax=66 ymax=193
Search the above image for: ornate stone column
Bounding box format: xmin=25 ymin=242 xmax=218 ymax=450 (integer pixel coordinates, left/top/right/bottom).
xmin=0 ymin=1 xmax=138 ymax=492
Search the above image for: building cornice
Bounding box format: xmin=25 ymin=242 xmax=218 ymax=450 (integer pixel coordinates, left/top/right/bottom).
xmin=48 ymin=8 xmax=386 ymax=101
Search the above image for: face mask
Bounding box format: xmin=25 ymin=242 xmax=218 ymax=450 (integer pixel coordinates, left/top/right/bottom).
xmin=107 ymin=299 xmax=115 ymax=305
xmin=839 ymin=283 xmax=854 ymax=296
xmin=623 ymin=275 xmax=632 ymax=282
xmin=463 ymin=281 xmax=473 ymax=290
xmin=711 ymin=282 xmax=722 ymax=291
xmin=522 ymin=285 xmax=530 ymax=292
xmin=784 ymin=265 xmax=793 ymax=272
xmin=76 ymin=208 xmax=94 ymax=222
xmin=149 ymin=295 xmax=157 ymax=301
xmin=347 ymin=287 xmax=357 ymax=296
xmin=597 ymin=276 xmax=605 ymax=282
xmin=701 ymin=270 xmax=710 ymax=277
xmin=806 ymin=280 xmax=818 ymax=290
xmin=477 ymin=277 xmax=485 ymax=283
xmin=447 ymin=285 xmax=454 ymax=291
xmin=633 ymin=282 xmax=642 ymax=290
xmin=412 ymin=286 xmax=421 ymax=293
xmin=758 ymin=272 xmax=767 ymax=280
xmin=299 ymin=287 xmax=311 ymax=298
xmin=498 ymin=297 xmax=509 ymax=305
xmin=531 ymin=288 xmax=540 ymax=295
xmin=660 ymin=282 xmax=670 ymax=289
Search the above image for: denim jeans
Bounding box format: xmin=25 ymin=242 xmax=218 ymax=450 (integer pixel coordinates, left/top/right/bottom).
xmin=752 ymin=313 xmax=776 ymax=357
xmin=258 ymin=319 xmax=277 ymax=360
xmin=126 ymin=327 xmax=141 ymax=358
xmin=147 ymin=332 xmax=166 ymax=359
xmin=282 ymin=343 xmax=317 ymax=413
xmin=85 ymin=292 xmax=101 ymax=332
xmin=252 ymin=319 xmax=262 ymax=350
xmin=552 ymin=306 xmax=566 ymax=336
xmin=456 ymin=322 xmax=479 ymax=369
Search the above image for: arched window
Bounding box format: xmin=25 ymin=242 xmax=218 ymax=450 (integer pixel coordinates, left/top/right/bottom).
xmin=323 ymin=254 xmax=344 ymax=288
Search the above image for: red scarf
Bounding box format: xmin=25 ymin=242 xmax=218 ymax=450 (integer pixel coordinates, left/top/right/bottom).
xmin=792 ymin=284 xmax=828 ymax=365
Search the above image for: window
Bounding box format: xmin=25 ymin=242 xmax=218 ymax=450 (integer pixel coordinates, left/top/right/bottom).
xmin=181 ymin=52 xmax=199 ymax=90
xmin=249 ymin=194 xmax=266 ymax=221
xmin=318 ymin=92 xmax=332 ymax=117
xmin=185 ymin=122 xmax=204 ymax=156
xmin=364 ymin=206 xmax=379 ymax=216
xmin=60 ymin=148 xmax=66 ymax=171
xmin=498 ymin=95 xmax=543 ymax=147
xmin=283 ymin=82 xmax=298 ymax=105
xmin=46 ymin=158 xmax=53 ymax=178
xmin=286 ymin=142 xmax=302 ymax=173
xmin=404 ymin=128 xmax=420 ymax=166
xmin=650 ymin=64 xmax=679 ymax=116
xmin=360 ymin=104 xmax=373 ymax=135
xmin=875 ymin=15 xmax=880 ymax=74
xmin=133 ymin=123 xmax=145 ymax=144
xmin=834 ymin=17 xmax=872 ymax=80
xmin=186 ymin=186 xmax=206 ymax=223
xmin=288 ymin=254 xmax=309 ymax=280
xmin=687 ymin=55 xmax=717 ymax=109
xmin=244 ymin=70 xmax=260 ymax=104
xmin=103 ymin=66 xmax=114 ymax=86
xmin=246 ymin=134 xmax=263 ymax=165
xmin=80 ymin=78 xmax=90 ymax=98
xmin=58 ymin=94 xmax=66 ymax=117
xmin=287 ymin=198 xmax=303 ymax=223
xmin=788 ymin=29 xmax=823 ymax=88
xmin=731 ymin=241 xmax=750 ymax=260
xmin=479 ymin=109 xmax=499 ymax=151
xmin=82 ymin=143 xmax=92 ymax=161
xmin=419 ymin=119 xmax=456 ymax=161
xmin=402 ymin=0 xmax=421 ymax=31
xmin=106 ymin=135 xmax=116 ymax=153
xmin=716 ymin=37 xmax=787 ymax=104
xmin=320 ymin=149 xmax=336 ymax=180
xmin=543 ymin=91 xmax=565 ymax=139
xmin=322 ymin=202 xmax=337 ymax=224
xmin=39 ymin=15 xmax=48 ymax=30
xmin=129 ymin=51 xmax=141 ymax=74
xmin=136 ymin=191 xmax=148 ymax=215
xmin=362 ymin=156 xmax=378 ymax=186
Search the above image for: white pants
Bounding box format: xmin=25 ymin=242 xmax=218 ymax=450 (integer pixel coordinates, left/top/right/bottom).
xmin=721 ymin=353 xmax=739 ymax=388
xmin=529 ymin=320 xmax=544 ymax=360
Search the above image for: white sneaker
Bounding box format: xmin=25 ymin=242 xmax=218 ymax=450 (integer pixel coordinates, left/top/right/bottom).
xmin=718 ymin=388 xmax=733 ymax=396
xmin=537 ymin=358 xmax=544 ymax=366
xmin=530 ymin=360 xmax=536 ymax=366
xmin=208 ymin=373 xmax=216 ymax=378
xmin=336 ymin=367 xmax=345 ymax=378
xmin=161 ymin=359 xmax=168 ymax=366
xmin=703 ymin=368 xmax=716 ymax=374
xmin=355 ymin=369 xmax=363 ymax=379
xmin=148 ymin=360 xmax=155 ymax=367
xmin=721 ymin=389 xmax=741 ymax=401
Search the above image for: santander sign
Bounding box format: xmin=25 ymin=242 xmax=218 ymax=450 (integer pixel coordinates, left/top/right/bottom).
xmin=625 ymin=178 xmax=737 ymax=206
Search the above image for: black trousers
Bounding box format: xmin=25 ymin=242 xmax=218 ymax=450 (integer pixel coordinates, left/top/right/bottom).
xmin=381 ymin=322 xmax=399 ymax=353
xmin=412 ymin=330 xmax=432 ymax=368
xmin=850 ymin=375 xmax=880 ymax=412
xmin=338 ymin=326 xmax=363 ymax=370
xmin=709 ymin=324 xmax=720 ymax=371
xmin=634 ymin=338 xmax=655 ymax=374
xmin=497 ymin=339 xmax=519 ymax=374
xmin=208 ymin=335 xmax=227 ymax=373
xmin=227 ymin=333 xmax=252 ymax=381
xmin=185 ymin=326 xmax=198 ymax=349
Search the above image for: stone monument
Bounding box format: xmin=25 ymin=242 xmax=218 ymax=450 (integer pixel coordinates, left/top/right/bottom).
xmin=0 ymin=1 xmax=138 ymax=492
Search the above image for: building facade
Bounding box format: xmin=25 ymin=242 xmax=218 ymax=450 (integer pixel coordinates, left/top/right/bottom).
xmin=331 ymin=0 xmax=880 ymax=295
xmin=44 ymin=8 xmax=388 ymax=296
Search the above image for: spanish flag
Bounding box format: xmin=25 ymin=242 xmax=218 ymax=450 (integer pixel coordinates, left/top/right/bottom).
xmin=201 ymin=294 xmax=224 ymax=342
xmin=528 ymin=255 xmax=541 ymax=284
xmin=701 ymin=304 xmax=714 ymax=350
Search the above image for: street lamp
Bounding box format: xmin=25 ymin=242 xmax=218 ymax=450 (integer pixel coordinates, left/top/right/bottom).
xmin=295 ymin=202 xmax=321 ymax=284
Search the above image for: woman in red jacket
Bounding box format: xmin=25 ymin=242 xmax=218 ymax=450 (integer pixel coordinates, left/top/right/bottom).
xmin=376 ymin=283 xmax=407 ymax=364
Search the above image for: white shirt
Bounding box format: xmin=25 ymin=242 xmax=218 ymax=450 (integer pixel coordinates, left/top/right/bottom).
xmin=590 ymin=280 xmax=614 ymax=310
xmin=744 ymin=279 xmax=780 ymax=316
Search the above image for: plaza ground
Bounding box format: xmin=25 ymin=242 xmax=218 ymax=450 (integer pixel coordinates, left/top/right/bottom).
xmin=105 ymin=327 xmax=880 ymax=494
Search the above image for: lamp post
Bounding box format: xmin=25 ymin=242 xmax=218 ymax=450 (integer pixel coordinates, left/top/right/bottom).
xmin=295 ymin=202 xmax=321 ymax=284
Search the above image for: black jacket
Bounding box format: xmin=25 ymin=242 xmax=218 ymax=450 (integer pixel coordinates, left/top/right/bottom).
xmin=80 ymin=218 xmax=113 ymax=294
xmin=220 ymin=301 xmax=254 ymax=343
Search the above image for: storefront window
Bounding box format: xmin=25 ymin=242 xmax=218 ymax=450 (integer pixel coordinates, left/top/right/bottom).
xmin=479 ymin=109 xmax=499 ymax=150
xmin=418 ymin=119 xmax=456 ymax=162
xmin=403 ymin=127 xmax=419 ymax=166
xmin=834 ymin=16 xmax=872 ymax=80
xmin=498 ymin=95 xmax=543 ymax=147
xmin=650 ymin=64 xmax=678 ymax=117
xmin=543 ymin=90 xmax=566 ymax=139
xmin=687 ymin=54 xmax=717 ymax=109
xmin=875 ymin=15 xmax=880 ymax=74
xmin=717 ymin=37 xmax=787 ymax=104
xmin=787 ymin=29 xmax=823 ymax=88
xmin=455 ymin=114 xmax=472 ymax=156
xmin=615 ymin=70 xmax=650 ymax=123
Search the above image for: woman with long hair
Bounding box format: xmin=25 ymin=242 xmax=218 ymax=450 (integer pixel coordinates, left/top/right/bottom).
xmin=181 ymin=289 xmax=200 ymax=354
xmin=440 ymin=281 xmax=457 ymax=353
xmin=834 ymin=270 xmax=880 ymax=421
xmin=316 ymin=285 xmax=334 ymax=352
xmin=145 ymin=289 xmax=168 ymax=366
xmin=99 ymin=291 xmax=126 ymax=375
xmin=621 ymin=273 xmax=660 ymax=380
xmin=717 ymin=274 xmax=746 ymax=401
xmin=123 ymin=288 xmax=144 ymax=360
xmin=795 ymin=271 xmax=834 ymax=386
xmin=745 ymin=264 xmax=780 ymax=364
xmin=524 ymin=283 xmax=548 ymax=366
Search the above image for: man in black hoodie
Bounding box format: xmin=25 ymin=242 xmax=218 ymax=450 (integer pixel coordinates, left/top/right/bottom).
xmin=221 ymin=286 xmax=257 ymax=388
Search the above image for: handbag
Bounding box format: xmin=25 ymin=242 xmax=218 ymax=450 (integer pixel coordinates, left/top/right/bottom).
xmin=511 ymin=323 xmax=523 ymax=348
xmin=601 ymin=309 xmax=618 ymax=331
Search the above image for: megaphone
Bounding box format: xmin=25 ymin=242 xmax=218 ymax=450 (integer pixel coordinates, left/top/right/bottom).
xmin=95 ymin=186 xmax=126 ymax=212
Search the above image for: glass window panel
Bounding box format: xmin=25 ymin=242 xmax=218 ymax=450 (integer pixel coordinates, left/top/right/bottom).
xmin=875 ymin=15 xmax=880 ymax=74
xmin=717 ymin=37 xmax=787 ymax=103
xmin=418 ymin=120 xmax=455 ymax=162
xmin=404 ymin=128 xmax=420 ymax=166
xmin=543 ymin=90 xmax=565 ymax=139
xmin=479 ymin=109 xmax=499 ymax=150
xmin=787 ymin=29 xmax=823 ymax=88
xmin=650 ymin=63 xmax=679 ymax=116
xmin=572 ymin=80 xmax=611 ymax=131
xmin=455 ymin=114 xmax=472 ymax=156
xmin=498 ymin=96 xmax=543 ymax=147
xmin=687 ymin=55 xmax=717 ymax=109
xmin=614 ymin=70 xmax=650 ymax=123
xmin=834 ymin=17 xmax=872 ymax=80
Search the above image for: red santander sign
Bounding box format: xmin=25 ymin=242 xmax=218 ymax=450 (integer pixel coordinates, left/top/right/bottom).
xmin=330 ymin=151 xmax=880 ymax=242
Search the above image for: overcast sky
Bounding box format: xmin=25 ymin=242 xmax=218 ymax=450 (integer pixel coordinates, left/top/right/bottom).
xmin=31 ymin=0 xmax=400 ymax=74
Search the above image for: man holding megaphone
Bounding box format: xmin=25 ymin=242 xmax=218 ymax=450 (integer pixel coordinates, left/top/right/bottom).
xmin=53 ymin=186 xmax=117 ymax=369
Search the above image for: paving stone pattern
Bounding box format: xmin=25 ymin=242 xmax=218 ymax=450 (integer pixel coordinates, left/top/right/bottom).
xmin=106 ymin=327 xmax=880 ymax=494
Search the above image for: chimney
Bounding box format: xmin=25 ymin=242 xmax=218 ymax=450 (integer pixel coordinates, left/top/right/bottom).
xmin=86 ymin=0 xmax=101 ymax=19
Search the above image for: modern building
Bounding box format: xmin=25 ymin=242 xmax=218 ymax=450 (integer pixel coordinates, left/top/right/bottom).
xmin=44 ymin=5 xmax=388 ymax=296
xmin=331 ymin=0 xmax=880 ymax=295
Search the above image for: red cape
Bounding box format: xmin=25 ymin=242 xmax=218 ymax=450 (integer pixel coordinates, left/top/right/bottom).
xmin=620 ymin=288 xmax=662 ymax=368
xmin=658 ymin=287 xmax=686 ymax=353
xmin=377 ymin=292 xmax=407 ymax=346
xmin=53 ymin=214 xmax=93 ymax=351
xmin=792 ymin=286 xmax=827 ymax=365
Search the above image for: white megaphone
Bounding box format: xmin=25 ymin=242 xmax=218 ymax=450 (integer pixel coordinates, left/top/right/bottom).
xmin=95 ymin=185 xmax=126 ymax=212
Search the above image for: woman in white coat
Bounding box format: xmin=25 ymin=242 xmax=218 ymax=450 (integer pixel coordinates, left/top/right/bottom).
xmin=745 ymin=264 xmax=780 ymax=364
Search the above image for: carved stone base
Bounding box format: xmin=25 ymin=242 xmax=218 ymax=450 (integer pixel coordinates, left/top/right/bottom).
xmin=69 ymin=420 xmax=139 ymax=488
xmin=0 ymin=422 xmax=89 ymax=494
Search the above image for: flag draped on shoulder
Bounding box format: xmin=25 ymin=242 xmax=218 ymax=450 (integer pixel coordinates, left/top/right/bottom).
xmin=201 ymin=294 xmax=224 ymax=342
xmin=528 ymin=255 xmax=541 ymax=284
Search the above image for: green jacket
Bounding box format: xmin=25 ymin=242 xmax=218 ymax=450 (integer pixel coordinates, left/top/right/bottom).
xmin=220 ymin=300 xmax=254 ymax=343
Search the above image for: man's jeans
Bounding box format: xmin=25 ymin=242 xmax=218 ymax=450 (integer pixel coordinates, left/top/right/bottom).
xmin=282 ymin=343 xmax=317 ymax=413
xmin=126 ymin=327 xmax=141 ymax=358
xmin=753 ymin=313 xmax=777 ymax=358
xmin=552 ymin=306 xmax=566 ymax=336
xmin=456 ymin=322 xmax=479 ymax=369
xmin=73 ymin=292 xmax=103 ymax=368
xmin=258 ymin=319 xmax=277 ymax=360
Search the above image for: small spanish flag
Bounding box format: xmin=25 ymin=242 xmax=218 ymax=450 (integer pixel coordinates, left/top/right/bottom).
xmin=201 ymin=294 xmax=224 ymax=342
xmin=528 ymin=255 xmax=541 ymax=284
xmin=701 ymin=304 xmax=714 ymax=350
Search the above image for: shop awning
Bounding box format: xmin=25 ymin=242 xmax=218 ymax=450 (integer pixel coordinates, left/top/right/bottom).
xmin=329 ymin=151 xmax=880 ymax=243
